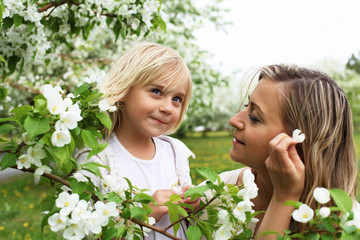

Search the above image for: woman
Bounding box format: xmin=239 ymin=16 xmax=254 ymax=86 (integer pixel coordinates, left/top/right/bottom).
xmin=222 ymin=64 xmax=358 ymax=238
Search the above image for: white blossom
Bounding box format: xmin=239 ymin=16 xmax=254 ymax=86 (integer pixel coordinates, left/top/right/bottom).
xmin=98 ymin=99 xmax=111 ymax=111
xmin=292 ymin=204 xmax=314 ymax=223
xmin=83 ymin=212 xmax=103 ymax=235
xmin=17 ymin=154 xmax=32 ymax=169
xmin=73 ymin=172 xmax=89 ymax=182
xmin=56 ymin=192 xmax=80 ymax=216
xmin=51 ymin=130 xmax=72 ymax=147
xmin=313 ymin=187 xmax=331 ymax=204
xmin=217 ymin=209 xmax=230 ymax=223
xmin=292 ymin=129 xmax=305 ymax=143
xmin=319 ymin=207 xmax=331 ymax=218
xmin=22 ymin=132 xmax=35 ymax=145
xmin=214 ymin=222 xmax=233 ymax=240
xmin=63 ymin=222 xmax=86 ymax=240
xmin=27 ymin=144 xmax=47 ymax=167
xmin=48 ymin=213 xmax=68 ymax=232
xmin=71 ymin=200 xmax=91 ymax=222
xmin=94 ymin=201 xmax=119 ymax=226
xmin=233 ymin=201 xmax=254 ymax=223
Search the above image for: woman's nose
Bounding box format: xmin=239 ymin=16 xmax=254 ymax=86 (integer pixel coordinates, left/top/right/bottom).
xmin=229 ymin=111 xmax=245 ymax=130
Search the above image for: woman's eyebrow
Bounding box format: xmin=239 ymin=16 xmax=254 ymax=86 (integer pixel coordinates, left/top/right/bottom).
xmin=248 ymin=95 xmax=265 ymax=116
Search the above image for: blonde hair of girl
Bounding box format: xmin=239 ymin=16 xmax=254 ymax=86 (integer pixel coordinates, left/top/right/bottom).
xmin=98 ymin=42 xmax=192 ymax=137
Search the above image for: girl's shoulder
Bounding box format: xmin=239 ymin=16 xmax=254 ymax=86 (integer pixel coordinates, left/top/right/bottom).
xmin=219 ymin=167 xmax=249 ymax=185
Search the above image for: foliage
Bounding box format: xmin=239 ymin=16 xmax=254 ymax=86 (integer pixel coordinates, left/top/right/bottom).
xmin=0 ymin=82 xmax=260 ymax=239
xmin=0 ymin=0 xmax=231 ymax=134
xmin=262 ymin=188 xmax=360 ymax=240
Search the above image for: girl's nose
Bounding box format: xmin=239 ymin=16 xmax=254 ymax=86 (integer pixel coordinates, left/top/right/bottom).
xmin=159 ymin=99 xmax=172 ymax=114
xmin=229 ymin=111 xmax=245 ymax=130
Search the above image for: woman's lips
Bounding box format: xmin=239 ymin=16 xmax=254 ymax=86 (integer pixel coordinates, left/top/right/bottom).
xmin=233 ymin=137 xmax=245 ymax=145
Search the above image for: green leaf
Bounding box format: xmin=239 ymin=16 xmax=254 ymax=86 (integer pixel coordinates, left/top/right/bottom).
xmin=304 ymin=232 xmax=320 ymax=240
xmin=0 ymin=55 xmax=5 ymax=64
xmin=170 ymin=194 xmax=182 ymax=202
xmin=8 ymin=55 xmax=20 ymax=74
xmin=47 ymin=146 xmax=69 ymax=170
xmin=259 ymin=231 xmax=281 ymax=237
xmin=186 ymin=225 xmax=202 ymax=240
xmin=69 ymin=178 xmax=87 ymax=195
xmin=320 ymin=233 xmax=336 ymax=240
xmin=0 ymin=123 xmax=16 ymax=134
xmin=87 ymin=143 xmax=107 ymax=159
xmin=284 ymin=201 xmax=303 ymax=209
xmin=130 ymin=206 xmax=147 ymax=220
xmin=329 ymin=188 xmax=353 ymax=213
xmin=41 ymin=210 xmax=58 ymax=233
xmin=321 ymin=217 xmax=336 ymax=233
xmin=13 ymin=14 xmax=22 ymax=27
xmin=23 ymin=116 xmax=50 ymax=139
xmin=102 ymin=227 xmax=118 ymax=240
xmin=0 ymin=153 xmax=17 ymax=170
xmin=81 ymin=129 xmax=98 ymax=148
xmin=197 ymin=168 xmax=217 ymax=183
xmin=34 ymin=95 xmax=47 ymax=114
xmin=74 ymin=83 xmax=90 ymax=96
xmin=184 ymin=184 xmax=210 ymax=199
xmin=166 ymin=203 xmax=180 ymax=235
xmin=2 ymin=17 xmax=13 ymax=30
xmin=95 ymin=112 xmax=112 ymax=131
xmin=82 ymin=162 xmax=109 ymax=177
xmin=11 ymin=105 xmax=32 ymax=121
xmin=133 ymin=193 xmax=155 ymax=204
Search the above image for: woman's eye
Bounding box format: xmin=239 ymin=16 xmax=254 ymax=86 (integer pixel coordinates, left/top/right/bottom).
xmin=173 ymin=96 xmax=182 ymax=103
xmin=244 ymin=104 xmax=249 ymax=108
xmin=151 ymin=89 xmax=161 ymax=95
xmin=248 ymin=113 xmax=260 ymax=123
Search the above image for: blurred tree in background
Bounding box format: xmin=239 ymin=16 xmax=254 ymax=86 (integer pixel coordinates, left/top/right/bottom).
xmin=0 ymin=0 xmax=233 ymax=135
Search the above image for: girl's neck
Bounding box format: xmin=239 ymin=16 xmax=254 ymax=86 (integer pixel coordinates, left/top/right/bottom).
xmin=115 ymin=129 xmax=156 ymax=160
xmin=251 ymin=168 xmax=274 ymax=211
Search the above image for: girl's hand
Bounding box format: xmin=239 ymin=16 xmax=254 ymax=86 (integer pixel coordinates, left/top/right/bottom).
xmin=149 ymin=189 xmax=178 ymax=222
xmin=265 ymin=133 xmax=305 ymax=202
xmin=181 ymin=185 xmax=200 ymax=212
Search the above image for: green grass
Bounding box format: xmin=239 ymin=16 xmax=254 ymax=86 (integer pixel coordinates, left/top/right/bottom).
xmin=0 ymin=131 xmax=359 ymax=239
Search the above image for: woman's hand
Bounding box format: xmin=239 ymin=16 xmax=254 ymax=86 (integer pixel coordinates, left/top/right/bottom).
xmin=265 ymin=133 xmax=305 ymax=203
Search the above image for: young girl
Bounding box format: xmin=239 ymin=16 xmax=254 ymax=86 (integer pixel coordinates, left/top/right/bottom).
xmin=219 ymin=64 xmax=358 ymax=238
xmin=76 ymin=42 xmax=197 ymax=239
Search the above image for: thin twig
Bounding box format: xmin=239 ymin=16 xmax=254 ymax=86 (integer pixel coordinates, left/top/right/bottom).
xmin=164 ymin=194 xmax=219 ymax=231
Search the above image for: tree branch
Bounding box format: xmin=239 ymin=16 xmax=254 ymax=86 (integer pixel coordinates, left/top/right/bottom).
xmin=38 ymin=0 xmax=68 ymax=13
xmin=164 ymin=194 xmax=219 ymax=231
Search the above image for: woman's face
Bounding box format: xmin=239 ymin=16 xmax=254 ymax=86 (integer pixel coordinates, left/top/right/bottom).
xmin=229 ymin=78 xmax=287 ymax=170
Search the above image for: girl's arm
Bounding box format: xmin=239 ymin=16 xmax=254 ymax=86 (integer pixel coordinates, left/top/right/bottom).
xmin=255 ymin=133 xmax=305 ymax=239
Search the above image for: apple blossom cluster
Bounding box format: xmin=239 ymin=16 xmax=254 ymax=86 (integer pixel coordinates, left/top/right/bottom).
xmin=41 ymin=84 xmax=83 ymax=147
xmin=16 ymin=137 xmax=52 ymax=180
xmin=47 ymin=174 xmax=156 ymax=240
xmin=210 ymin=169 xmax=259 ymax=240
xmin=48 ymin=191 xmax=120 ymax=240
xmin=292 ymin=187 xmax=360 ymax=229
xmin=1 ymin=0 xmax=162 ymax=77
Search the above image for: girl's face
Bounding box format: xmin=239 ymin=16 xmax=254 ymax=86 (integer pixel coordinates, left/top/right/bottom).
xmin=229 ymin=78 xmax=286 ymax=170
xmin=119 ymin=78 xmax=188 ymax=140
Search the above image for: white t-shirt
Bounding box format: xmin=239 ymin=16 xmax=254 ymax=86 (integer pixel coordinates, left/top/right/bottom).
xmin=108 ymin=135 xmax=187 ymax=240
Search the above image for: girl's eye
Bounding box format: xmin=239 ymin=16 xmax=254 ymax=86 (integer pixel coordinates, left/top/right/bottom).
xmin=173 ymin=96 xmax=182 ymax=103
xmin=248 ymin=113 xmax=260 ymax=123
xmin=244 ymin=104 xmax=249 ymax=108
xmin=151 ymin=89 xmax=161 ymax=95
